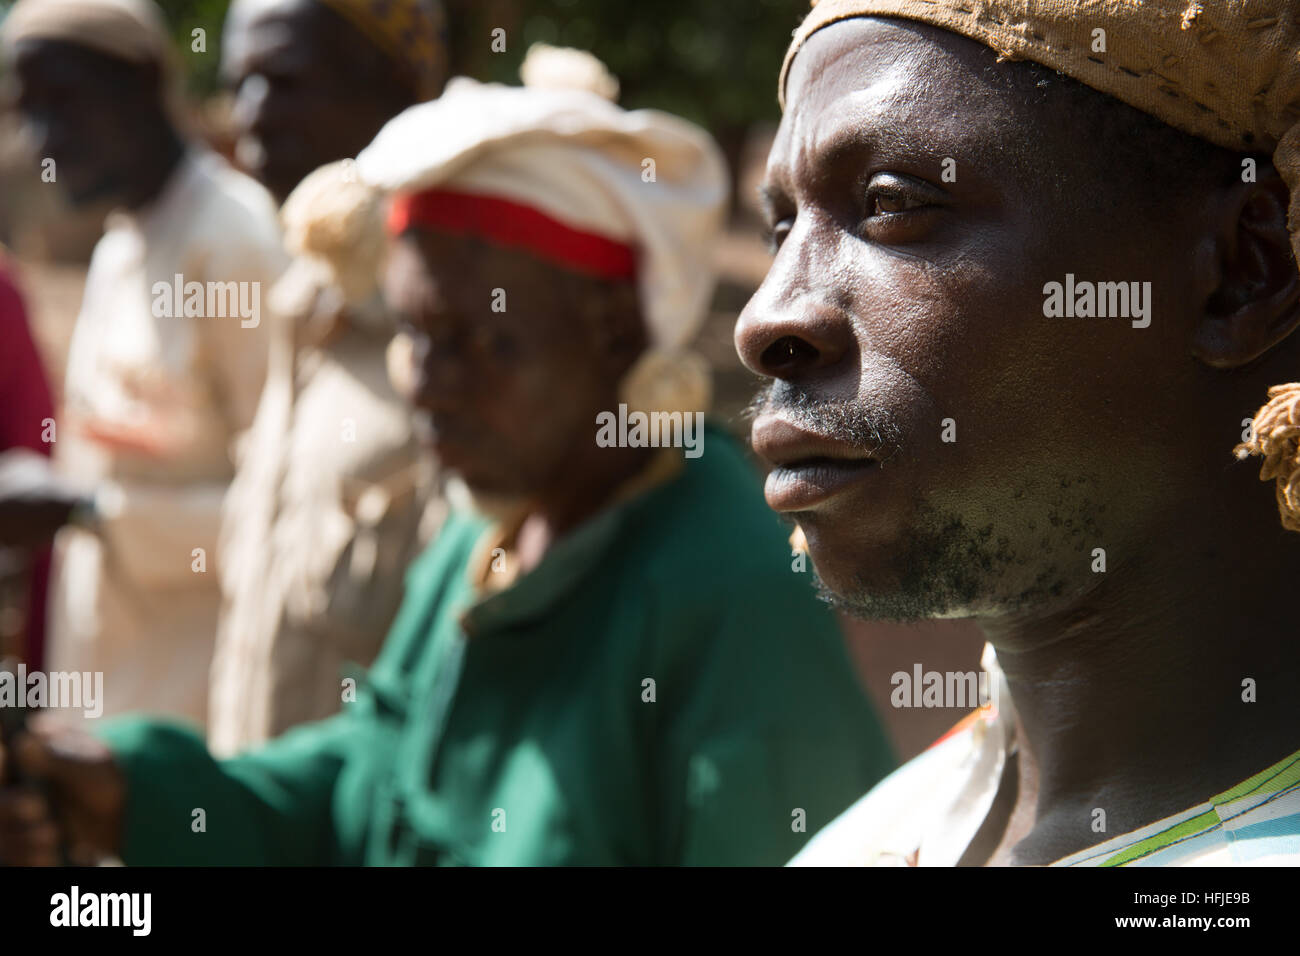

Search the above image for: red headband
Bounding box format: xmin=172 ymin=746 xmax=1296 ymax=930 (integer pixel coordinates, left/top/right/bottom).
xmin=388 ymin=188 xmax=637 ymax=281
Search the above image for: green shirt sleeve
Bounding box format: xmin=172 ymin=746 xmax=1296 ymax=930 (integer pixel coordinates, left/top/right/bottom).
xmin=98 ymin=697 xmax=387 ymax=866
xmin=95 ymin=524 xmax=478 ymax=867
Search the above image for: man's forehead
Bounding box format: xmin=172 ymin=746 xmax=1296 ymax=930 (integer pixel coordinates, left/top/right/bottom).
xmin=11 ymin=37 xmax=66 ymax=73
xmin=223 ymin=0 xmax=317 ymax=71
xmin=12 ymin=38 xmax=128 ymax=89
xmin=227 ymin=0 xmax=311 ymax=26
xmin=391 ymin=229 xmax=508 ymax=282
xmin=767 ymin=17 xmax=1016 ymax=193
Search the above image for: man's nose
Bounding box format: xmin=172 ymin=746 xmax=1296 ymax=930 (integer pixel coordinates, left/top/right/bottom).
xmin=734 ymin=244 xmax=855 ymax=381
xmin=231 ymin=74 xmax=273 ymax=137
xmin=411 ymin=337 xmax=469 ymax=413
xmin=19 ymin=112 xmax=55 ymax=158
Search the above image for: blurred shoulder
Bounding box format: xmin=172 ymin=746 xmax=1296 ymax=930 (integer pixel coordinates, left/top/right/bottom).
xmin=625 ymin=424 xmax=812 ymax=608
xmin=186 ymin=149 xmax=285 ymax=258
xmin=404 ymin=510 xmax=488 ymax=586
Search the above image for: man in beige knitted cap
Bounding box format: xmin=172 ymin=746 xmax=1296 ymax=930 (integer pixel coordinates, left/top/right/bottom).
xmin=738 ymin=0 xmax=1300 ymax=865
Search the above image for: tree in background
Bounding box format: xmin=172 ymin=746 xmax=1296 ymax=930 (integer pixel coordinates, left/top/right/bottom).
xmin=146 ymin=0 xmax=229 ymax=95
xmin=444 ymin=0 xmax=802 ymax=134
xmin=8 ymin=0 xmax=806 ymax=129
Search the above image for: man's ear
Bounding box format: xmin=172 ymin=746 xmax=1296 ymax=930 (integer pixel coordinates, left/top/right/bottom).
xmin=1192 ymin=164 xmax=1300 ymax=368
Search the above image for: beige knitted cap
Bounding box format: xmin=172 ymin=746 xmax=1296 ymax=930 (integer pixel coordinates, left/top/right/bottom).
xmin=2 ymin=0 xmax=174 ymax=72
xmin=781 ymin=1 xmax=1300 ymax=268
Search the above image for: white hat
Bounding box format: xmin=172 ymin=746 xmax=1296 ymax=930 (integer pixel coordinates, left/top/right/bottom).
xmin=356 ymin=69 xmax=729 ymax=350
xmin=2 ymin=0 xmax=173 ymax=73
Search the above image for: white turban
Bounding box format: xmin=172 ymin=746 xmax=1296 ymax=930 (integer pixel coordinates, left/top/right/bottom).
xmin=1 ymin=0 xmax=174 ymax=74
xmin=355 ymin=73 xmax=730 ymax=351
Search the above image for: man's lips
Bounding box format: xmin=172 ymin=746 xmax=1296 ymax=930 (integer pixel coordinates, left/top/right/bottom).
xmin=750 ymin=416 xmax=873 ymax=468
xmin=751 ymin=415 xmax=878 ymax=511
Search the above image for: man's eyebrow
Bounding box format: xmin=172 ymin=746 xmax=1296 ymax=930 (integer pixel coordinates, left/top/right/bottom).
xmin=757 ymin=94 xmax=984 ymax=218
xmin=756 ymin=182 xmax=790 ymax=220
xmin=810 ymin=91 xmax=1012 ymax=179
xmin=229 ymin=26 xmax=309 ymax=75
xmin=250 ymin=45 xmax=312 ymax=76
xmin=755 ymin=124 xmax=912 ymax=220
xmin=811 ymin=120 xmax=927 ymax=173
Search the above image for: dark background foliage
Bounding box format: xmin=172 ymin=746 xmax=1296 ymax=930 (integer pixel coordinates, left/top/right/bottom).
xmin=153 ymin=0 xmax=807 ymax=154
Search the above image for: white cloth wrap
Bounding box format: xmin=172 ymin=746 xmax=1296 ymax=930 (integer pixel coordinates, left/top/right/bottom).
xmin=356 ymin=77 xmax=729 ymax=350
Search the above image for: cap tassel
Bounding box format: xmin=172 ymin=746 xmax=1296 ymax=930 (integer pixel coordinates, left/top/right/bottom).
xmin=1234 ymin=382 xmax=1300 ymax=531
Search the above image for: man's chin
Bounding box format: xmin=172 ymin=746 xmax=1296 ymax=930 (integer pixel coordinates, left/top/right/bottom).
xmin=798 ymin=510 xmax=988 ymax=623
xmin=810 ymin=568 xmax=964 ymax=624
xmin=443 ymin=474 xmax=530 ymax=524
xmin=64 ymin=176 xmax=120 ymax=210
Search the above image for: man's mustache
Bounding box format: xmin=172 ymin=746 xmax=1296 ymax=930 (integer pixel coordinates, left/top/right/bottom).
xmin=743 ymin=380 xmax=904 ymax=461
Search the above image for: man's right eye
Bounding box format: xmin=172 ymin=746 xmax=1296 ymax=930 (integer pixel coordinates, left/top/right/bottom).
xmin=765 ymin=218 xmax=794 ymax=253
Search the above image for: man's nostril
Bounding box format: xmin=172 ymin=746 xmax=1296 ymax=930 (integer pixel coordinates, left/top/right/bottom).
xmin=762 ymin=335 xmax=818 ymax=373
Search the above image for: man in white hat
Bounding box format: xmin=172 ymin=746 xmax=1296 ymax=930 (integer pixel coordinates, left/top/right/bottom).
xmin=0 ymin=64 xmax=894 ymax=866
xmin=1 ymin=0 xmax=287 ymax=727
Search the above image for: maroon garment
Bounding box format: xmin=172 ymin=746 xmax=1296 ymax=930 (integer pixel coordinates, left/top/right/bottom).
xmin=0 ymin=260 xmax=56 ymax=670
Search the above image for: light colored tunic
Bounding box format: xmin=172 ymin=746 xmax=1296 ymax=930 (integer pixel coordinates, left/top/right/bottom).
xmin=791 ymin=644 xmax=1300 ymax=866
xmin=207 ymin=315 xmax=437 ymax=757
xmin=48 ymin=148 xmax=287 ymax=729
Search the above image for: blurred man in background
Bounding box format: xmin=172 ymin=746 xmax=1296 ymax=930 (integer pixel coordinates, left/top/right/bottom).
xmin=2 ymin=0 xmax=286 ymax=727
xmin=222 ymin=0 xmax=448 ymax=204
xmin=0 ymin=67 xmax=894 ymax=866
xmin=207 ymin=0 xmax=449 ymax=754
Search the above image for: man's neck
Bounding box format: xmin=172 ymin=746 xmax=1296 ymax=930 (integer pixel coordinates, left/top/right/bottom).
xmin=978 ymin=493 xmax=1300 ymax=865
xmin=120 ymin=123 xmax=187 ymax=212
xmin=513 ymin=442 xmax=658 ymax=577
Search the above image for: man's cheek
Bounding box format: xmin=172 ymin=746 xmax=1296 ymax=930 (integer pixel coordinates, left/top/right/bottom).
xmin=484 ymin=385 xmax=553 ymax=441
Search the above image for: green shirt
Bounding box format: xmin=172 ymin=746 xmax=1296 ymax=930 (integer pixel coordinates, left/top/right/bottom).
xmin=100 ymin=428 xmax=895 ymax=865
